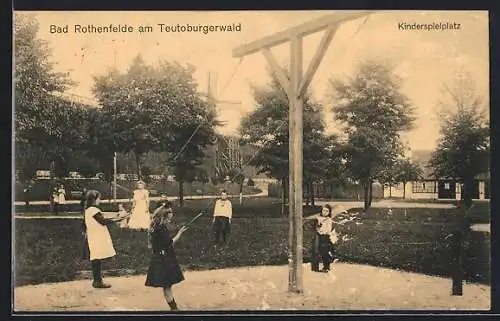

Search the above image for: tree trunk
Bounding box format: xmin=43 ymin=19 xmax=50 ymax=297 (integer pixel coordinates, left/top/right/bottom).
xmin=305 ymin=181 xmax=310 ymax=206
xmin=402 ymin=181 xmax=407 ymax=199
xmin=363 ymin=181 xmax=370 ymax=211
xmin=239 ymin=182 xmax=243 ymax=205
xmin=179 ymin=180 xmax=184 ymax=207
xmin=50 ymin=160 xmax=56 ymax=179
xmin=462 ymin=178 xmax=474 ymax=209
xmin=281 ymin=178 xmax=287 ymax=216
xmin=311 ymin=181 xmax=315 ymax=206
xmin=368 ymin=179 xmax=373 ymax=207
xmin=135 ymin=152 xmax=142 ymax=180
xmin=389 ymin=185 xmax=392 ymax=198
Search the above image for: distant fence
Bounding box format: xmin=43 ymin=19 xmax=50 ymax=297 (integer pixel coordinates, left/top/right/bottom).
xmin=15 ymin=179 xmax=262 ymax=202
xmin=268 ymin=182 xmax=384 ymax=200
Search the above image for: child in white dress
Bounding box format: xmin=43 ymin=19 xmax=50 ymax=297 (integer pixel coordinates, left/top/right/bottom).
xmin=57 ymin=184 xmax=66 ymax=208
xmin=128 ymin=180 xmax=151 ymax=230
xmin=83 ymin=190 xmax=127 ymax=288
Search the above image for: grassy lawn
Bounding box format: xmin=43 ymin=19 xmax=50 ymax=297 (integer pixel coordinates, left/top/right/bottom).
xmin=348 ymin=204 xmax=490 ymax=225
xmin=14 ymin=201 xmax=490 ymax=287
xmin=15 ymin=195 xmax=268 ymax=214
xmin=313 ymin=207 xmax=490 ymax=285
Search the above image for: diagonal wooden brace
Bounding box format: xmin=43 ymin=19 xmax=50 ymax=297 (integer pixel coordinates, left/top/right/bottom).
xmin=260 ymin=47 xmax=291 ymax=99
xmin=299 ymin=25 xmax=338 ymax=97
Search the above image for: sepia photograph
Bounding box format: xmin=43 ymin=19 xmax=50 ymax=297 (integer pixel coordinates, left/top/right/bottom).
xmin=12 ymin=10 xmax=490 ymax=312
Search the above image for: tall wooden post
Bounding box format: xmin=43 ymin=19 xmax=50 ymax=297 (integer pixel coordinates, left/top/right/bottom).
xmin=232 ymin=11 xmax=373 ymax=293
xmin=451 ymin=230 xmax=464 ymax=295
xmin=113 ymin=152 xmax=117 ymax=202
xmin=288 ymin=36 xmax=304 ymax=292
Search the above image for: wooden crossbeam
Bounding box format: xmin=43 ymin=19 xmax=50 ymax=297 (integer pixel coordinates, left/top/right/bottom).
xmin=231 ymin=10 xmax=375 ymax=294
xmin=233 ymin=11 xmax=372 ymax=58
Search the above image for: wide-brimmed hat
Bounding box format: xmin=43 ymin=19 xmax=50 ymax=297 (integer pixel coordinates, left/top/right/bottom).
xmin=136 ymin=180 xmax=146 ymax=187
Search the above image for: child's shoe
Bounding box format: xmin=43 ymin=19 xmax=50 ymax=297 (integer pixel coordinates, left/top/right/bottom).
xmin=92 ymin=281 xmax=112 ymax=289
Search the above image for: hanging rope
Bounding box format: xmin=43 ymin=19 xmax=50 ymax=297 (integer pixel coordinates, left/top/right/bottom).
xmin=167 ymin=56 xmax=246 ymax=164
xmin=311 ymin=14 xmax=371 ymax=89
xmin=189 ymin=119 xmax=289 ymax=218
xmin=170 ymin=122 xmax=204 ymax=162
xmin=220 ymin=57 xmax=244 ymax=97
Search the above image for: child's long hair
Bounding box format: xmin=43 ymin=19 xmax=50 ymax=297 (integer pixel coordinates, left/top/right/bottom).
xmin=322 ymin=204 xmax=333 ymax=217
xmin=84 ymin=190 xmax=101 ymax=209
xmin=148 ymin=203 xmax=173 ymax=244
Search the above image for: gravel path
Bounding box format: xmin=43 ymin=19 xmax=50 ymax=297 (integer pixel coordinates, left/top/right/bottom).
xmin=315 ymin=199 xmax=456 ymax=209
xmin=14 ymin=263 xmax=490 ymax=311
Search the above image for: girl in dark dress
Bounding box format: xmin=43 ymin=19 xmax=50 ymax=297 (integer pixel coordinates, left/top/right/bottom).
xmin=145 ymin=202 xmax=188 ymax=310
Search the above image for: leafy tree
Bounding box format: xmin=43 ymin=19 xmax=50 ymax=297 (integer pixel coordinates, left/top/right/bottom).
xmin=158 ymin=62 xmax=219 ymax=207
xmin=141 ymin=166 xmax=152 ymax=183
xmin=93 ymin=56 xmax=169 ymax=179
xmin=240 ymin=67 xmax=336 ymax=214
xmin=14 ymin=14 xmax=73 ymax=142
xmin=394 ymin=158 xmax=423 ymax=199
xmin=378 ymin=166 xmax=398 ymax=198
xmin=14 ymin=14 xmax=82 ymax=178
xmin=93 ymin=58 xmax=219 ymax=204
xmin=303 ymin=134 xmax=340 ymax=206
xmin=429 ymin=71 xmax=489 ymax=209
xmin=15 ymin=143 xmax=50 ymax=181
xmin=74 ymin=155 xmax=100 ymax=178
xmin=329 ymin=59 xmax=416 ymax=210
xmin=79 ymin=107 xmax=115 ymax=181
xmin=378 ymin=158 xmax=422 ymax=199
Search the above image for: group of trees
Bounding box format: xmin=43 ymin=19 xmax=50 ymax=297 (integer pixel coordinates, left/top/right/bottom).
xmin=239 ymin=70 xmax=341 ymax=213
xmin=240 ymin=59 xmax=489 ymax=211
xmin=429 ymin=71 xmax=490 ymax=209
xmin=14 ymin=15 xmax=219 ymax=206
xmin=15 ymin=15 xmax=489 ymax=210
xmin=240 ymin=61 xmax=422 ymax=211
xmin=15 ymin=15 xmax=88 ymax=179
xmin=92 ymin=57 xmax=219 ymax=206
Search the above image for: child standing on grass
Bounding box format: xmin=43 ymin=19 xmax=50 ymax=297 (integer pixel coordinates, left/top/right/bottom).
xmin=212 ymin=190 xmax=232 ymax=246
xmin=145 ymin=201 xmax=188 ymax=310
xmin=128 ymin=180 xmax=150 ymax=230
xmin=316 ymin=204 xmax=336 ymax=273
xmin=83 ymin=190 xmax=127 ymax=289
xmin=51 ymin=187 xmax=59 ymax=214
xmin=57 ymin=184 xmax=66 ymax=213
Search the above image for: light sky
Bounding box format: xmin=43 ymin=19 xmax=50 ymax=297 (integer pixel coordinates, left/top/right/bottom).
xmin=18 ymin=10 xmax=489 ymax=151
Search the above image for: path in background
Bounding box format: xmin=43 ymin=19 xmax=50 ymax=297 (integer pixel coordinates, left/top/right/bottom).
xmin=14 ymin=187 xmax=269 ymax=206
xmin=14 ymin=263 xmax=490 ymax=311
xmin=314 ymin=200 xmax=489 ymax=232
xmin=15 ymin=195 xmax=489 ymax=232
xmin=315 ymin=199 xmax=456 ymax=209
